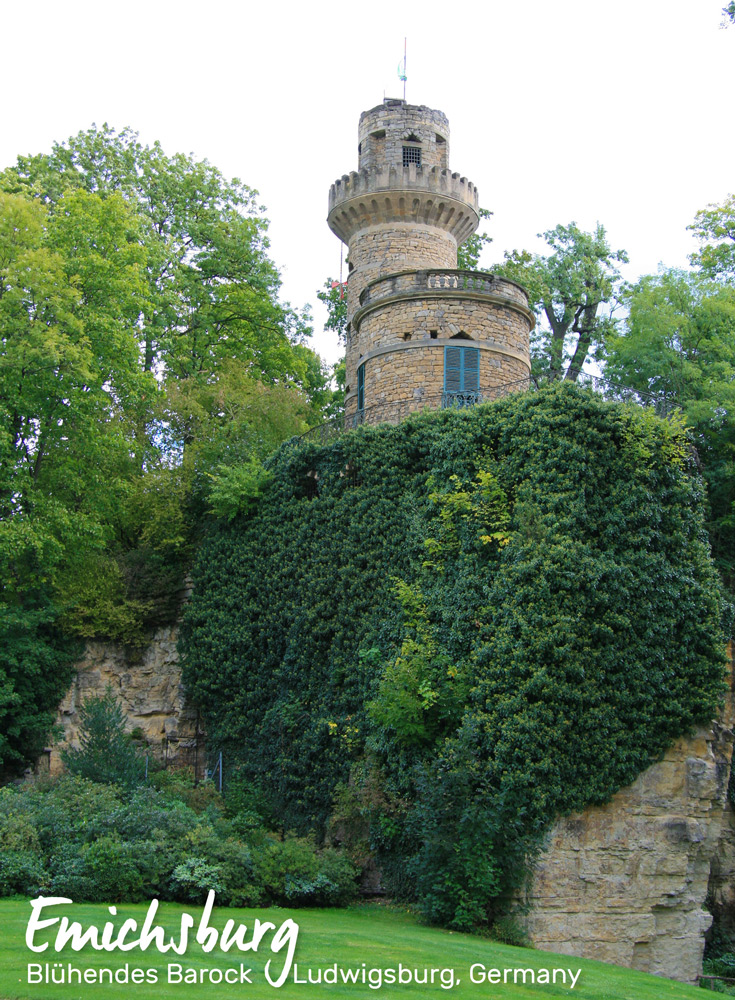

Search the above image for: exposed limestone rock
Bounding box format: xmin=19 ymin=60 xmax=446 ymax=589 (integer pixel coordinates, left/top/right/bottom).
xmin=47 ymin=626 xmax=201 ymax=775
xmin=518 ymin=660 xmax=735 ymax=985
xmin=707 ymin=795 xmax=735 ymax=942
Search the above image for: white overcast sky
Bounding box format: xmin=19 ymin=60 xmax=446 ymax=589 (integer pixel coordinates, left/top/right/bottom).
xmin=2 ymin=0 xmax=733 ymax=365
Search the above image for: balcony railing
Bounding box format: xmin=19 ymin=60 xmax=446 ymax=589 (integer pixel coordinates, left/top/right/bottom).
xmin=358 ymin=269 xmax=529 ymax=310
xmin=441 ymin=390 xmax=483 ymax=409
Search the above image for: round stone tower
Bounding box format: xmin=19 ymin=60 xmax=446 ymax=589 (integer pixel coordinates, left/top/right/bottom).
xmin=327 ymin=98 xmax=534 ymax=425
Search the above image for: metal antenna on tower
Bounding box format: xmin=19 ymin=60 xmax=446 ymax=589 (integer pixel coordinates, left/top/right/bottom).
xmin=398 ymin=38 xmax=407 ymax=101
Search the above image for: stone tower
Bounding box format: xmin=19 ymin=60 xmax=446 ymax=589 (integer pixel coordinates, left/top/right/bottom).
xmin=328 ymin=99 xmax=534 ymax=425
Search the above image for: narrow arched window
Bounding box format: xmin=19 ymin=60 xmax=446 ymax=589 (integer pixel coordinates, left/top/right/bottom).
xmin=357 ymin=363 xmax=365 ymax=412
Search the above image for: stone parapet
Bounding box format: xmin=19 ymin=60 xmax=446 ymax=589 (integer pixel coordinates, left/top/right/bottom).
xmin=327 ymin=166 xmax=479 ymax=246
xmin=359 ymin=269 xmax=529 ymax=309
xmin=354 ymin=269 xmax=534 ymax=330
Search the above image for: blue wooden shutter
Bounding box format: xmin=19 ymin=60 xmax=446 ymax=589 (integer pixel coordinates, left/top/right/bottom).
xmin=444 ymin=346 xmax=479 ymax=392
xmin=357 ymin=363 xmax=365 ymax=411
xmin=463 ymin=348 xmax=479 ymax=391
xmin=444 ymin=347 xmax=462 ymax=392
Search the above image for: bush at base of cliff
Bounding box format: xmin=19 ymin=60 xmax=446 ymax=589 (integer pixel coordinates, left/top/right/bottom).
xmin=0 ymin=775 xmax=356 ymax=907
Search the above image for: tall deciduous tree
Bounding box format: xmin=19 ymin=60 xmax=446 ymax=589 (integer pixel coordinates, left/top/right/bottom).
xmin=457 ymin=207 xmax=493 ymax=271
xmin=0 ymin=128 xmax=334 ymax=770
xmin=496 ymin=223 xmax=628 ymax=381
xmin=689 ymin=194 xmax=735 ymax=282
xmin=604 ymin=268 xmax=735 ymax=592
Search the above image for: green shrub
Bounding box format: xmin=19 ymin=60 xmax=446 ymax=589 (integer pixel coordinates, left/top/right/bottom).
xmin=11 ymin=776 xmax=124 ymax=851
xmin=177 ymin=824 xmax=258 ymax=906
xmin=169 ymin=858 xmax=225 ymax=904
xmin=0 ymin=804 xmax=40 ymax=853
xmin=256 ymin=836 xmax=357 ymax=907
xmin=62 ymin=690 xmax=146 ymax=788
xmin=151 ymin=770 xmax=223 ymax=814
xmin=0 ymin=851 xmax=47 ymax=896
xmin=100 ymin=787 xmax=199 ymax=843
xmin=0 ymin=775 xmax=357 ymax=909
xmin=80 ymin=836 xmax=146 ymax=903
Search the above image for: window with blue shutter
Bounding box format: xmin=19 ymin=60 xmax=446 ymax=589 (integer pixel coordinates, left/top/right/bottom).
xmin=357 ymin=363 xmax=365 ymax=412
xmin=443 ymin=347 xmax=481 ymax=407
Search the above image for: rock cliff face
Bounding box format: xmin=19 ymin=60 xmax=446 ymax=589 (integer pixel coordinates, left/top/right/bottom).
xmin=518 ymin=657 xmax=735 ymax=984
xmin=48 ymin=626 xmax=201 ymax=776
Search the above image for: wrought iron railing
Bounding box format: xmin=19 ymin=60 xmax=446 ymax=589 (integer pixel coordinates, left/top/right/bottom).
xmin=442 ymin=390 xmax=483 ymax=409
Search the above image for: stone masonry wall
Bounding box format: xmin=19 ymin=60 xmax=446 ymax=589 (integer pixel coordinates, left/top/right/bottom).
xmin=345 ymin=224 xmax=458 ymax=318
xmin=358 ymin=103 xmax=450 ymax=172
xmin=518 ymin=656 xmax=735 ymax=985
xmin=346 ymin=341 xmax=530 ymax=423
xmin=344 ymin=272 xmax=533 ymax=421
xmin=47 ymin=625 xmax=201 ymax=776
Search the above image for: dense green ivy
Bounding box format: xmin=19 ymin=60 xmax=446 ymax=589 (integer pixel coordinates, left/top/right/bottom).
xmin=180 ymin=385 xmax=728 ymax=928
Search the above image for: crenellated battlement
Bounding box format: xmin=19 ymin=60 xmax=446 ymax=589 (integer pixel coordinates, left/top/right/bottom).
xmin=327 ymin=166 xmax=479 ymax=245
xmin=328 ymin=165 xmax=478 ymax=212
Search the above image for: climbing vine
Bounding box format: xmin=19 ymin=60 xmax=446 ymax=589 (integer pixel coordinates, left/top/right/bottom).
xmin=180 ymin=384 xmax=727 ymax=929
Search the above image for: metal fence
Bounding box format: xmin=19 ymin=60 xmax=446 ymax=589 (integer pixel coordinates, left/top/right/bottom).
xmin=161 ymin=734 xmax=206 ymax=783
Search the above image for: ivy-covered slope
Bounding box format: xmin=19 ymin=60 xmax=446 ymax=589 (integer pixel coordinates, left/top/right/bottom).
xmin=180 ymin=385 xmax=727 ymax=928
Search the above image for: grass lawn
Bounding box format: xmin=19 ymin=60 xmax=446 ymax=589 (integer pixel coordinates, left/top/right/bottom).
xmin=0 ymin=897 xmax=708 ymax=999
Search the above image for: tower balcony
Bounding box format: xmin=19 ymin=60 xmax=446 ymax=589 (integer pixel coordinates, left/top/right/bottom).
xmin=353 ymin=268 xmax=533 ymax=331
xmin=343 ymin=268 xmax=534 ymax=426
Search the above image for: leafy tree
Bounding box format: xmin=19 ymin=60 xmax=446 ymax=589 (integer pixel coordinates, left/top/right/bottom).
xmin=0 ymin=605 xmax=78 ymax=774
xmin=316 ymin=279 xmax=348 ymax=344
xmin=496 ymin=222 xmax=628 ymax=381
xmin=604 ymin=268 xmax=735 ymax=592
xmin=0 ymin=128 xmax=335 ymax=769
xmin=457 ymin=207 xmax=493 ymax=271
xmin=61 ymin=689 xmax=146 ymax=788
xmin=723 ymin=2 xmax=735 ymax=25
xmin=689 ymin=194 xmax=735 ymax=281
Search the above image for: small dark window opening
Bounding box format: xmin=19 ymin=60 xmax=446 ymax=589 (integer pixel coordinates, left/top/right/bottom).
xmin=435 ymin=133 xmax=446 ymax=144
xmin=403 ymin=332 xmax=412 ymax=341
xmin=341 ymin=461 xmax=361 ymax=488
xmin=358 ymin=142 xmax=362 ymax=155
xmin=450 ymin=331 xmax=473 ymax=340
xmin=403 ymin=145 xmax=421 ymax=167
xmin=405 ymin=133 xmax=420 ymax=142
xmin=302 ymin=471 xmax=319 ymax=500
xmin=430 ymin=330 xmax=438 ymax=339
xmin=357 ymin=363 xmax=365 ymax=412
xmin=370 ymin=129 xmax=386 ymax=140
